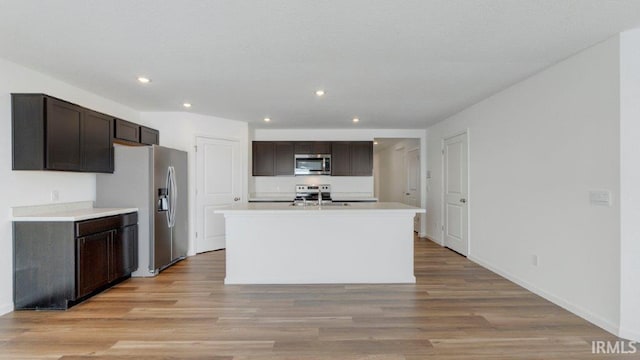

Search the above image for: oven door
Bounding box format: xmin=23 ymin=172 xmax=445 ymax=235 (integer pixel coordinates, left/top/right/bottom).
xmin=295 ymin=155 xmax=329 ymax=175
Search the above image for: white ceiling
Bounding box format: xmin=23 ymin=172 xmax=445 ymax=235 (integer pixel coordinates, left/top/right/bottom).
xmin=1 ymin=1 xmax=639 ymax=129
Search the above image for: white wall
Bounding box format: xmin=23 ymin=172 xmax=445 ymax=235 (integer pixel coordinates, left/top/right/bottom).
xmin=139 ymin=112 xmax=249 ymax=256
xmin=426 ymin=37 xmax=622 ymax=335
xmin=619 ymin=29 xmax=640 ymax=341
xmin=0 ymin=58 xmax=140 ymax=315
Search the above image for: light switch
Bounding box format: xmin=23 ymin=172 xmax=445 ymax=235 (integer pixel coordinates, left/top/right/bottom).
xmin=589 ymin=190 xmax=611 ymax=206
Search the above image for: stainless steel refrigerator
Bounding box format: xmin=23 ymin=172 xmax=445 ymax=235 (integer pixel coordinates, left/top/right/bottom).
xmin=96 ymin=145 xmax=188 ymax=277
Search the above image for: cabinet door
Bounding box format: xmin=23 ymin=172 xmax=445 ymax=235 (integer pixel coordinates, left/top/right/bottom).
xmin=252 ymin=141 xmax=275 ymax=176
xmin=76 ymin=231 xmax=111 ymax=298
xmin=331 ymin=142 xmax=351 ymax=176
xmin=294 ymin=142 xmax=313 ymax=154
xmin=274 ymin=142 xmax=294 ymax=176
xmin=110 ymin=225 xmax=138 ymax=281
xmin=313 ymin=141 xmax=332 ymax=154
xmin=114 ymin=119 xmax=140 ymax=143
xmin=46 ymin=98 xmax=83 ymax=171
xmin=350 ymin=141 xmax=373 ymax=176
xmin=82 ymin=110 xmax=114 ymax=173
xmin=140 ymin=126 xmax=159 ymax=145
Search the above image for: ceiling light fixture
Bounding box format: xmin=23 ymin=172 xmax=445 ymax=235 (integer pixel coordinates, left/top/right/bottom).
xmin=352 ymin=118 xmax=359 ymax=123
xmin=264 ymin=117 xmax=271 ymax=122
xmin=315 ymin=90 xmax=325 ymax=97
xmin=137 ymin=76 xmax=151 ymax=84
xmin=374 ymin=141 xmax=378 ymax=145
xmin=183 ymin=103 xmax=192 ymax=108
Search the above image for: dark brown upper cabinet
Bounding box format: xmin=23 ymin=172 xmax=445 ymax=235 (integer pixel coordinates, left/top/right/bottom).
xmin=139 ymin=126 xmax=159 ymax=145
xmin=114 ymin=120 xmax=159 ymax=146
xmin=294 ymin=141 xmax=331 ymax=154
xmin=114 ymin=118 xmax=140 ymax=143
xmin=331 ymin=141 xmax=373 ymax=176
xmin=252 ymin=141 xmax=294 ymax=176
xmin=12 ymin=94 xmax=114 ymax=173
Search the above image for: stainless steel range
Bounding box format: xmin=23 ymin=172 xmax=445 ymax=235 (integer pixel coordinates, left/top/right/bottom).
xmin=294 ymin=184 xmax=332 ymax=205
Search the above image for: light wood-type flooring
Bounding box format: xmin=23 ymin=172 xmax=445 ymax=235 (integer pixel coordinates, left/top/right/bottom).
xmin=0 ymin=236 xmax=634 ymax=359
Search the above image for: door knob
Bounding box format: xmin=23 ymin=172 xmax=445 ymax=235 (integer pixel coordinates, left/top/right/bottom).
xmin=460 ymin=198 xmax=467 ymax=203
xmin=405 ymin=192 xmax=410 ymax=195
xmin=234 ymin=197 xmax=241 ymax=202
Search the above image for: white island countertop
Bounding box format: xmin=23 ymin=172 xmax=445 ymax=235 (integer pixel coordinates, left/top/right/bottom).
xmin=217 ymin=201 xmax=424 ymax=215
xmin=12 ymin=201 xmax=138 ymax=222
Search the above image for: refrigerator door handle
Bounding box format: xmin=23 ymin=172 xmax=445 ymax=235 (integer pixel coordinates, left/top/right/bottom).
xmin=165 ymin=167 xmax=172 ymax=227
xmin=168 ymin=166 xmax=177 ymax=228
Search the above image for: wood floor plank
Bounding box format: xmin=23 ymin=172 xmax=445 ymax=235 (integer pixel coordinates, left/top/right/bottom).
xmin=0 ymin=235 xmax=635 ymax=359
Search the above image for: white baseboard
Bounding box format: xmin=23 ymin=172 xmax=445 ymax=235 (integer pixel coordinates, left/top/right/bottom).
xmin=619 ymin=326 xmax=640 ymax=342
xmin=423 ymin=234 xmax=443 ymax=246
xmin=0 ymin=303 xmax=13 ymax=316
xmin=468 ymin=255 xmax=620 ymax=337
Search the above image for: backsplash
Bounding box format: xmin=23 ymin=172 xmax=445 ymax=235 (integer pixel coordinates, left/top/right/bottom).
xmin=251 ymin=176 xmax=374 ymax=198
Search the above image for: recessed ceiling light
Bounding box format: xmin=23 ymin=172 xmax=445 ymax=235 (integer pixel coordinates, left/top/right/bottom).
xmin=352 ymin=118 xmax=359 ymax=123
xmin=315 ymin=90 xmax=325 ymax=96
xmin=264 ymin=117 xmax=271 ymax=122
xmin=183 ymin=103 xmax=192 ymax=108
xmin=137 ymin=76 xmax=151 ymax=84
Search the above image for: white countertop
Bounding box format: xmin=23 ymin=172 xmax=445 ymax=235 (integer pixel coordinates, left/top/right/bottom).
xmin=216 ymin=201 xmax=424 ymax=215
xmin=12 ymin=201 xmax=138 ymax=222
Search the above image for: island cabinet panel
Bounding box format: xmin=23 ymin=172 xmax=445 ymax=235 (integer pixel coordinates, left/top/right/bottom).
xmin=12 ymin=94 xmax=114 ymax=173
xmin=294 ymin=141 xmax=331 ymax=154
xmin=13 ymin=212 xmax=138 ymax=310
xmin=331 ymin=141 xmax=373 ymax=176
xmin=139 ymin=126 xmax=160 ymax=145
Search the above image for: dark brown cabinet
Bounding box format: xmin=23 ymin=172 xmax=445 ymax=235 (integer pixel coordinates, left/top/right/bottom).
xmin=139 ymin=126 xmax=160 ymax=145
xmin=252 ymin=141 xmax=294 ymax=176
xmin=12 ymin=94 xmax=114 ymax=173
xmin=274 ymin=142 xmax=294 ymax=175
xmin=331 ymin=141 xmax=373 ymax=176
xmin=110 ymin=225 xmax=138 ymax=282
xmin=13 ymin=212 xmax=138 ymax=310
xmin=114 ymin=120 xmax=159 ymax=146
xmin=114 ymin=118 xmax=140 ymax=143
xmin=83 ymin=110 xmax=114 ymax=172
xmin=76 ymin=231 xmax=111 ymax=298
xmin=252 ymin=140 xmax=373 ymax=176
xmin=294 ymin=141 xmax=331 ymax=154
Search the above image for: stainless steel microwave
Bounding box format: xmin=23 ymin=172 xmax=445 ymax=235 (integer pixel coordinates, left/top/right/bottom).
xmin=294 ymin=154 xmax=331 ymax=175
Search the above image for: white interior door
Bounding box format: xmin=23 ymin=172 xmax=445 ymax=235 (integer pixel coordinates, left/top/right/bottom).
xmin=196 ymin=137 xmax=242 ymax=253
xmin=443 ymin=132 xmax=468 ymax=256
xmin=405 ymin=148 xmax=420 ymax=232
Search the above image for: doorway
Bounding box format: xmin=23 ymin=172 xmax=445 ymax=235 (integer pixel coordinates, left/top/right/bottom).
xmin=373 ymin=138 xmax=421 ymax=231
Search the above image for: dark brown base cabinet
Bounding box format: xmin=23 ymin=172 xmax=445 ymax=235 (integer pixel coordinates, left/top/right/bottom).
xmin=13 ymin=212 xmax=138 ymax=310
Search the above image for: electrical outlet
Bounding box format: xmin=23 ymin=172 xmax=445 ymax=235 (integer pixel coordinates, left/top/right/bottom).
xmin=532 ymin=255 xmax=538 ymax=267
xmin=51 ymin=190 xmax=59 ymax=202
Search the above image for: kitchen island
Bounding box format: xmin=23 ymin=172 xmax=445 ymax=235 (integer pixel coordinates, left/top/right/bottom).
xmin=215 ymin=202 xmax=425 ymax=284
